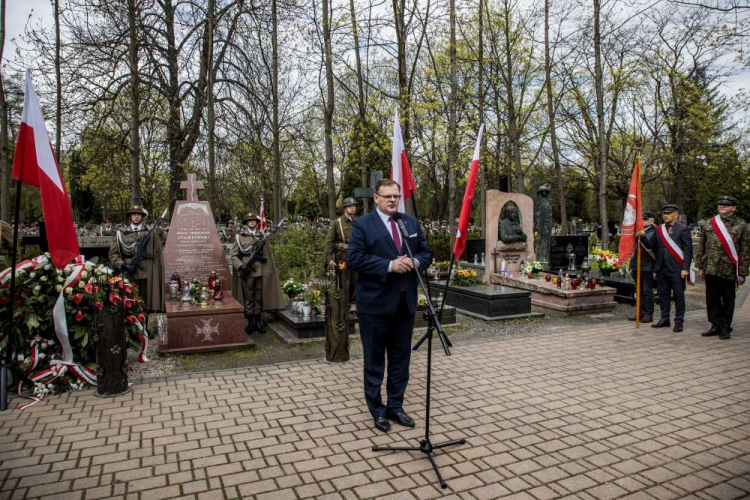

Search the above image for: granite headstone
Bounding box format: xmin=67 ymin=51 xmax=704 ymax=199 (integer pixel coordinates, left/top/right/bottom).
xmin=549 ymin=235 xmax=589 ymax=270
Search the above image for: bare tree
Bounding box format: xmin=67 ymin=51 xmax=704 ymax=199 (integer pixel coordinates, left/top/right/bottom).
xmin=322 ymin=0 xmax=336 ymax=219
xmin=0 ymin=0 xmax=8 ymax=222
xmin=127 ymin=0 xmax=141 ymax=206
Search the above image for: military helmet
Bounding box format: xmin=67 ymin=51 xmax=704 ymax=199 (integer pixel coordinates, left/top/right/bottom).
xmin=342 ymin=197 xmax=357 ymax=208
xmin=717 ymin=195 xmax=737 ymax=206
xmin=660 ymin=204 xmax=679 ymax=214
xmin=242 ymin=212 xmax=261 ymax=223
xmin=127 ymin=205 xmax=147 ymax=216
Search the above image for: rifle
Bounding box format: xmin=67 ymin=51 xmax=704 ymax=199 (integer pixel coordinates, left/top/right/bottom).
xmin=239 ymin=218 xmax=287 ymax=279
xmin=122 ymin=208 xmax=169 ymax=278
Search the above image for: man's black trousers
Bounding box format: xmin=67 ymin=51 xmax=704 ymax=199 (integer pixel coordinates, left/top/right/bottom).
xmin=657 ymin=273 xmax=686 ymax=324
xmin=705 ymin=274 xmax=736 ymax=335
xmin=358 ymin=293 xmax=414 ymax=418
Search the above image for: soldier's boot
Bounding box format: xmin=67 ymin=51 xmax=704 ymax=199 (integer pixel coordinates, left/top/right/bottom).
xmin=245 ymin=316 xmax=255 ymax=335
xmin=256 ymin=315 xmax=267 ymax=334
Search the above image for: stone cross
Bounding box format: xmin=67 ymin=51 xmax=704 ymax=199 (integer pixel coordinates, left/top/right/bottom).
xmin=180 ymin=173 xmax=205 ymax=202
xmin=354 ymin=170 xmax=384 ymax=200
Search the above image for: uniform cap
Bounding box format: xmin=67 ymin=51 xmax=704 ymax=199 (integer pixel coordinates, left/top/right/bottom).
xmin=342 ymin=197 xmax=357 ymax=207
xmin=127 ymin=205 xmax=147 ymax=216
xmin=242 ymin=212 xmax=261 ymax=223
xmin=660 ymin=204 xmax=679 ymax=213
xmin=717 ymin=195 xmax=736 ymax=206
xmin=642 ymin=211 xmax=656 ymax=220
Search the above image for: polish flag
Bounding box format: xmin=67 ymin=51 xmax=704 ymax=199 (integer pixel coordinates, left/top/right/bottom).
xmin=13 ymin=71 xmax=80 ymax=268
xmin=259 ymin=196 xmax=267 ymax=231
xmin=617 ymin=157 xmax=644 ymax=266
xmin=453 ymin=125 xmax=484 ymax=262
xmin=391 ymin=110 xmax=416 ymax=213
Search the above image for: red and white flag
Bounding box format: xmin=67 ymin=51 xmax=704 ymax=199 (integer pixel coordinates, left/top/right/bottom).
xmin=13 ymin=71 xmax=80 ymax=268
xmin=259 ymin=196 xmax=267 ymax=231
xmin=617 ymin=157 xmax=644 ymax=266
xmin=391 ymin=110 xmax=416 ymax=213
xmin=453 ymin=124 xmax=484 ymax=262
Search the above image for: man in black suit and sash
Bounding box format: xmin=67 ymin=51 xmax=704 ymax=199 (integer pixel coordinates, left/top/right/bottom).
xmin=652 ymin=204 xmax=693 ymax=332
xmin=348 ymin=179 xmax=433 ymax=433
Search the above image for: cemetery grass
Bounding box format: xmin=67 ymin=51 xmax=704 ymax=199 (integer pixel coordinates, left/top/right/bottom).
xmin=128 ymin=284 xmax=709 ymax=381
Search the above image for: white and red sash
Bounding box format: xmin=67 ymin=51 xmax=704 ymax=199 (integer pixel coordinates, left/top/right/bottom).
xmin=710 ymin=215 xmax=740 ymax=279
xmin=657 ymin=224 xmax=684 ymax=267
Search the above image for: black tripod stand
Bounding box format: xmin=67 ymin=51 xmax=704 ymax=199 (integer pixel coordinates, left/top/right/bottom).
xmin=372 ymin=215 xmax=466 ymax=489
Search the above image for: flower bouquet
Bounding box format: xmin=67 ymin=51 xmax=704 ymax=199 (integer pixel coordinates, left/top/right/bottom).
xmin=591 ymin=248 xmax=620 ymax=275
xmin=522 ymin=261 xmax=545 ymax=275
xmin=451 ymin=266 xmax=483 ymax=287
xmin=282 ymin=278 xmax=304 ymax=300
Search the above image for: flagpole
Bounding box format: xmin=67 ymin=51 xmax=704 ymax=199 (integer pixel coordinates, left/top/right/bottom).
xmin=1 ymin=180 xmax=23 ymax=411
xmin=635 ymin=156 xmax=642 ymax=329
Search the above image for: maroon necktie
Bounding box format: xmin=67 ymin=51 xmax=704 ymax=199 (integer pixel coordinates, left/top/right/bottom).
xmin=389 ymin=217 xmax=402 ymax=254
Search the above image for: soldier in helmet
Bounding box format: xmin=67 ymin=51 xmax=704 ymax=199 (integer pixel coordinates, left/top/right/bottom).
xmin=108 ymin=204 xmax=166 ymax=313
xmin=100 ymin=217 xmax=115 ymax=237
xmin=696 ymin=196 xmax=750 ymax=340
xmin=323 ymin=197 xmax=358 ymax=362
xmin=230 ymin=212 xmax=285 ymax=334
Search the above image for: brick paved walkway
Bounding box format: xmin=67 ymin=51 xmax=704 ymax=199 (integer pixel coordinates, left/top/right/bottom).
xmin=1 ymin=298 xmax=749 ymax=500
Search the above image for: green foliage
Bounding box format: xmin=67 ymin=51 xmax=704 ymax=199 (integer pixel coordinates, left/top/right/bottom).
xmin=271 ymin=224 xmax=327 ymax=282
xmin=427 ymin=232 xmax=451 ymax=262
xmin=340 ymin=117 xmax=391 ymax=201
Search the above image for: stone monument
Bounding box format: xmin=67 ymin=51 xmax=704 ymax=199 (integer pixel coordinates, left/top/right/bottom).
xmin=534 ymin=183 xmax=553 ymax=263
xmin=160 ymin=174 xmax=251 ymax=354
xmin=485 ymin=190 xmax=535 ymax=280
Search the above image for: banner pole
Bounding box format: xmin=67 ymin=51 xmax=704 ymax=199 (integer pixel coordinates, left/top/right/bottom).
xmin=635 ymin=156 xmax=642 ymax=328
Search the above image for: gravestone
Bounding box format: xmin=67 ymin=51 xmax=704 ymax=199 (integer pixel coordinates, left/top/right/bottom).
xmin=485 ymin=190 xmax=535 ymax=280
xmin=353 ymin=170 xmax=384 ymax=200
xmin=549 ymin=235 xmax=589 ymax=271
xmin=534 ymin=184 xmax=553 ymax=263
xmin=464 ymin=239 xmax=486 ymax=264
xmin=160 ymin=174 xmax=251 ymax=354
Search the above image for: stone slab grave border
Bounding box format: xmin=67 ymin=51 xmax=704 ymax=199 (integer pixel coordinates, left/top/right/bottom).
xmin=429 ymin=280 xmax=543 ymax=321
xmin=491 ymin=273 xmax=617 ymax=314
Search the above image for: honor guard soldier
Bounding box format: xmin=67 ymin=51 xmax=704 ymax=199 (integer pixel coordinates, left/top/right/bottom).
xmin=220 ymin=220 xmax=236 ymax=243
xmin=230 ymin=213 xmax=285 ymax=335
xmin=108 ymin=204 xmax=166 ymax=313
xmin=100 ymin=217 xmax=115 ymax=237
xmin=323 ymin=197 xmax=358 ymax=362
xmin=652 ymin=204 xmax=693 ymax=332
xmin=629 ymin=211 xmax=657 ymax=323
xmin=696 ymin=196 xmax=749 ymax=340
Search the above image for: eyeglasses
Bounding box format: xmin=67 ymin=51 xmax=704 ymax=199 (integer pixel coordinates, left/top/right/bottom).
xmin=376 ymin=194 xmax=401 ymax=201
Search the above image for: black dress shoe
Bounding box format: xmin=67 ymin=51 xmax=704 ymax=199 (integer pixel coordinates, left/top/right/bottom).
xmin=374 ymin=416 xmax=390 ymax=433
xmin=385 ymin=411 xmax=415 ymax=428
xmin=719 ymin=333 xmax=731 ymax=340
xmin=702 ymin=326 xmax=720 ymax=337
xmin=673 ymin=323 xmax=683 ymax=332
xmin=651 ymin=320 xmax=671 ymax=328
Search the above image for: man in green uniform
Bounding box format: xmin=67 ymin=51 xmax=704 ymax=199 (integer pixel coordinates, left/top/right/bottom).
xmin=696 ymin=196 xmax=749 ymax=340
xmin=323 ymin=197 xmax=358 ymax=362
xmin=230 ymin=213 xmax=285 ymax=334
xmin=108 ymin=205 xmax=166 ymax=313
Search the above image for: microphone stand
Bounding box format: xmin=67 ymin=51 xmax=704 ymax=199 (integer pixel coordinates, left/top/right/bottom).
xmin=372 ymin=216 xmax=467 ymax=489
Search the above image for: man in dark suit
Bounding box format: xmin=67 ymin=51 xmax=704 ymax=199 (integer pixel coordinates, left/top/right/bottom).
xmin=629 ymin=211 xmax=657 ymax=323
xmin=348 ymin=179 xmax=433 ymax=433
xmin=652 ymin=204 xmax=693 ymax=332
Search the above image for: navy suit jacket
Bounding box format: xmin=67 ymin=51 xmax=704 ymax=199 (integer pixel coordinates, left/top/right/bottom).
xmin=348 ymin=210 xmax=433 ymax=315
xmin=653 ymin=222 xmax=693 ymax=275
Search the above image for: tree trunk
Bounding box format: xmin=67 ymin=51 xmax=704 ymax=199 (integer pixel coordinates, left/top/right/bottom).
xmin=207 ymin=0 xmax=217 ymax=215
xmin=594 ymin=0 xmax=608 ymax=248
xmin=322 ymin=0 xmax=336 ymax=220
xmin=0 ymin=0 xmax=8 ymax=222
xmin=544 ymin=0 xmax=567 ymax=233
xmin=478 ymin=0 xmax=486 ymax=237
xmin=164 ymin=0 xmax=182 ymax=204
xmin=272 ymin=0 xmax=282 ymax=221
xmin=503 ymin=1 xmax=523 ymax=194
xmin=350 ymin=0 xmax=369 ymax=213
xmin=54 ymin=0 xmax=62 ymax=164
xmin=393 ymin=0 xmax=409 ymax=148
xmin=448 ymin=0 xmax=457 ymax=248
xmin=127 ymin=0 xmax=142 ymax=206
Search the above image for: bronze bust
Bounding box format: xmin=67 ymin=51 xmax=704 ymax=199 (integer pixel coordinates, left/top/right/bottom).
xmin=499 ymin=204 xmax=527 ymax=244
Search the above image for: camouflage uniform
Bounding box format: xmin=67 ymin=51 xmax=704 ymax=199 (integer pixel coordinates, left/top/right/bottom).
xmin=323 ymin=200 xmax=357 ymax=362
xmin=696 ymin=205 xmax=750 ymax=339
